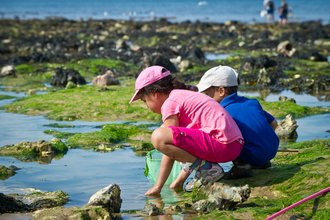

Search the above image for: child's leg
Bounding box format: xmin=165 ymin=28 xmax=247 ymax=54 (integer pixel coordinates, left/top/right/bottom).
xmin=145 ymin=127 xmax=198 ymax=195
xmin=152 ymin=126 xmax=239 ymax=192
xmin=151 ymin=127 xmax=197 ymax=163
xmin=170 ymin=169 xmax=190 ymax=189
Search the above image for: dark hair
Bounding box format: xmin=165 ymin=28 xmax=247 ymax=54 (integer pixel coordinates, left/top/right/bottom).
xmin=138 ymin=72 xmax=198 ymax=98
xmin=213 ymin=86 xmax=238 ymax=96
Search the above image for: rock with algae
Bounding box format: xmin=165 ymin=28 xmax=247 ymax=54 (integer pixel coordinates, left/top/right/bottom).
xmin=0 ymin=138 xmax=68 ymax=156
xmin=86 ymin=183 xmax=122 ymax=213
xmin=275 ymin=114 xmax=298 ymax=139
xmin=192 ymin=181 xmax=251 ymax=214
xmin=141 ymin=203 xmax=160 ymax=216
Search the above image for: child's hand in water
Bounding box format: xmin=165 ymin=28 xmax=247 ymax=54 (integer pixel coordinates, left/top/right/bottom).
xmin=145 ymin=185 xmax=162 ymax=196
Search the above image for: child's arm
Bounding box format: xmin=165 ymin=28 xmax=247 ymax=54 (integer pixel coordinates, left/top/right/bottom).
xmin=270 ymin=119 xmax=278 ymax=131
xmin=264 ymin=110 xmax=278 ymax=131
xmin=145 ymin=154 xmax=174 ymax=196
xmin=145 ymin=115 xmax=179 ymax=196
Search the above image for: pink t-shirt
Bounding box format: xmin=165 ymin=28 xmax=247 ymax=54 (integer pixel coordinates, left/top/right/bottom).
xmin=161 ymin=89 xmax=242 ymax=144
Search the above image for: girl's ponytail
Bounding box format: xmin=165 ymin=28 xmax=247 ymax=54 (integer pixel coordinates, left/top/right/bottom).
xmin=171 ymin=78 xmax=198 ymax=92
xmin=137 ymin=72 xmax=197 ymax=98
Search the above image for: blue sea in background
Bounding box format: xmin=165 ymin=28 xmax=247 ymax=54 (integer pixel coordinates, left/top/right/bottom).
xmin=1 ymin=0 xmax=330 ymax=24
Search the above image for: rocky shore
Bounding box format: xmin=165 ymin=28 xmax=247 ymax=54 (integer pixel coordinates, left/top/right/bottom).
xmin=1 ymin=18 xmax=330 ymax=219
xmin=1 ymin=18 xmax=330 ymax=93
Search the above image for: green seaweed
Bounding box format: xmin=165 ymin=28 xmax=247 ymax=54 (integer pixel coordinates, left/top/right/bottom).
xmin=0 ymin=94 xmax=16 ymax=100
xmin=44 ymin=123 xmax=75 ymax=128
xmin=65 ymin=124 xmax=151 ymax=147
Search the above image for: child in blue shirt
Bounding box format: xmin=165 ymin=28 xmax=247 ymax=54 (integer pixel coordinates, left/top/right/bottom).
xmin=196 ymin=65 xmax=279 ymax=179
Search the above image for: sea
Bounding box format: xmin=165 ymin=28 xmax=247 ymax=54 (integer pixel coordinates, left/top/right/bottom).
xmin=1 ymin=0 xmax=330 ymax=24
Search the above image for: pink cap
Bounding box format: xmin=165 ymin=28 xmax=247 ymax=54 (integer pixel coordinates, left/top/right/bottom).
xmin=129 ymin=66 xmax=171 ymax=104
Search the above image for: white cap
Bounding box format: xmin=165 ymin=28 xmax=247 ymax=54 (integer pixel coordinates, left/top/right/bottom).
xmin=196 ymin=65 xmax=239 ymax=92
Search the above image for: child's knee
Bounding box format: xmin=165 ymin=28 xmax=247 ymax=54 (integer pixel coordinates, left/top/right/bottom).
xmin=151 ymin=127 xmax=172 ymax=148
xmin=151 ymin=128 xmax=164 ymax=146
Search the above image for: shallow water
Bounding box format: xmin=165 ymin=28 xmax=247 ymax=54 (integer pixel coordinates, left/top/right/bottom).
xmin=239 ymin=90 xmax=330 ymax=142
xmin=1 ymin=0 xmax=330 ymax=24
xmin=205 ymin=53 xmax=231 ymax=60
xmin=239 ymin=90 xmax=330 ymax=109
xmin=1 ymin=86 xmax=330 ymax=217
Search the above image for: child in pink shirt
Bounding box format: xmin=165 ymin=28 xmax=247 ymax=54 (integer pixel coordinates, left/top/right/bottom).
xmin=129 ymin=65 xmax=243 ymax=195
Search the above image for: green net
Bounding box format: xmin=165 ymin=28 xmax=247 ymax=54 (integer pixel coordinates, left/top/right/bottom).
xmin=144 ymin=149 xmax=182 ymax=186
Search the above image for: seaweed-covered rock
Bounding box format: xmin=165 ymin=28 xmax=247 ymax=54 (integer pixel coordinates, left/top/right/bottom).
xmin=25 ymin=89 xmax=36 ymax=95
xmin=275 ymin=114 xmax=298 ymax=139
xmin=32 ymin=206 xmax=111 ymax=220
xmin=0 ymin=189 xmax=69 ymax=214
xmin=86 ymin=184 xmax=122 ymax=213
xmin=279 ymin=96 xmax=296 ymax=103
xmin=65 ymin=81 xmax=77 ymax=89
xmin=142 ymin=203 xmax=160 ymax=216
xmin=0 ymin=165 xmax=18 ymax=180
xmin=191 ymin=181 xmax=251 ymax=213
xmin=192 ymin=199 xmax=216 ymax=215
xmin=24 ymin=190 xmax=70 ymax=209
xmin=0 ymin=139 xmax=68 ymax=156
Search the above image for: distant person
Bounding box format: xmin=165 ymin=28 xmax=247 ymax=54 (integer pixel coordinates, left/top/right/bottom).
xmin=277 ymin=0 xmax=289 ymax=25
xmin=196 ymin=65 xmax=279 ymax=179
xmin=129 ymin=66 xmax=243 ymax=194
xmin=263 ymin=0 xmax=275 ymax=24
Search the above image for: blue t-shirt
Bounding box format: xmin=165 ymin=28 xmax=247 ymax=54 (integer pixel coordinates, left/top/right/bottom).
xmin=220 ymin=93 xmax=279 ymax=166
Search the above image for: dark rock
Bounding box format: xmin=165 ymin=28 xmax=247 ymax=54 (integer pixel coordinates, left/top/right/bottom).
xmin=290 ymin=49 xmax=327 ymax=61
xmin=184 ymin=203 xmax=192 ymax=208
xmin=259 ymin=30 xmax=271 ymax=40
xmin=239 ymin=55 xmax=277 ymax=71
xmin=51 ymin=67 xmax=86 ymax=87
xmin=141 ymin=52 xmax=178 ymax=73
xmin=178 ymin=45 xmax=205 ymax=61
xmin=0 ymin=193 xmax=27 ymax=214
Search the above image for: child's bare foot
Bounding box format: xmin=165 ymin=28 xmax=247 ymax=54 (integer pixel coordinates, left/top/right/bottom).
xmin=145 ymin=186 xmax=162 ymax=196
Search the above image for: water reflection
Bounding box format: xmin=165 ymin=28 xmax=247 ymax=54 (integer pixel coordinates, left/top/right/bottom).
xmin=239 ymin=89 xmax=330 ymax=143
xmin=239 ymin=89 xmax=330 ymax=108
xmin=0 ymin=149 xmax=151 ymax=210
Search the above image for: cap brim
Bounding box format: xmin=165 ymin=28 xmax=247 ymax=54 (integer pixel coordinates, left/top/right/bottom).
xmin=196 ymin=83 xmax=211 ymax=93
xmin=129 ymin=90 xmax=141 ymax=104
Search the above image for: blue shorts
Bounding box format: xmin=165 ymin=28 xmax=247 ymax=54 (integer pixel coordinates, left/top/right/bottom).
xmin=267 ymin=9 xmax=274 ymax=14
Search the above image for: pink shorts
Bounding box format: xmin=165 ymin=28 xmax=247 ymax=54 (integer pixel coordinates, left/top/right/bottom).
xmin=169 ymin=126 xmax=243 ymax=163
